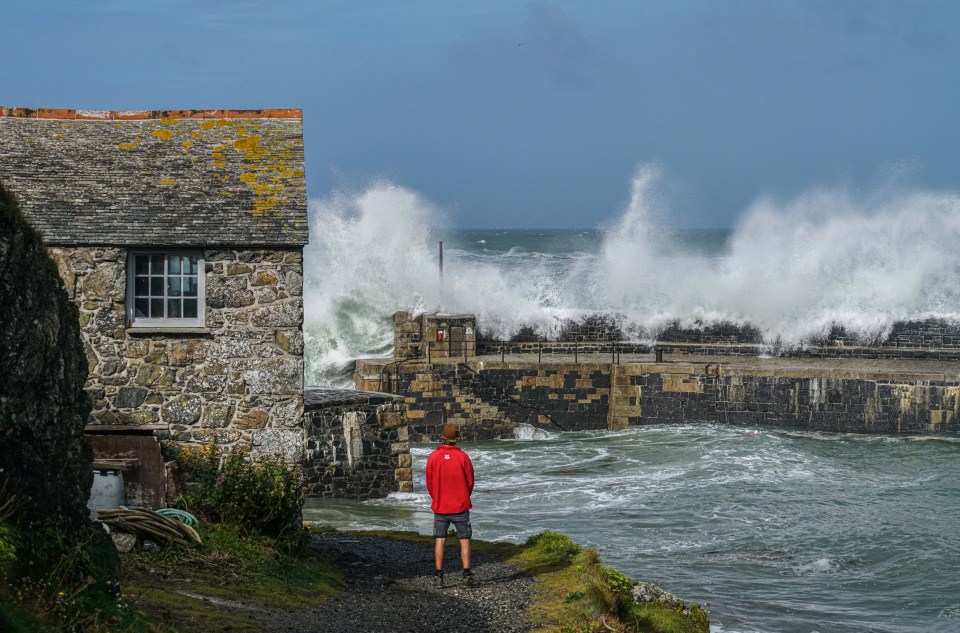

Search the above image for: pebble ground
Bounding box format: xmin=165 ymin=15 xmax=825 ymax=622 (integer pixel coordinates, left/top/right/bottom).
xmin=239 ymin=533 xmax=535 ymax=633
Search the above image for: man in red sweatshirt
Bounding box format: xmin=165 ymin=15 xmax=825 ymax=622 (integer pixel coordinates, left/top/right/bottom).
xmin=426 ymin=423 xmax=475 ymax=588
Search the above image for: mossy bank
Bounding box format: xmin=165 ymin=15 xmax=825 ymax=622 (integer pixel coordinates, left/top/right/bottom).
xmin=112 ymin=525 xmax=708 ymax=633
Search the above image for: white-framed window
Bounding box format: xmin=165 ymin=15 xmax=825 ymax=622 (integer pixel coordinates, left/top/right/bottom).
xmin=126 ymin=251 xmax=205 ymax=328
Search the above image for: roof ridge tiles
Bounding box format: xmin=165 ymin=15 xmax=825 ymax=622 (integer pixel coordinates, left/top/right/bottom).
xmin=0 ymin=107 xmax=302 ymax=120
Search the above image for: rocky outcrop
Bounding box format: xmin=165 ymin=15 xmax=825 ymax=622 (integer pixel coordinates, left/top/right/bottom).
xmin=0 ymin=182 xmax=91 ymax=534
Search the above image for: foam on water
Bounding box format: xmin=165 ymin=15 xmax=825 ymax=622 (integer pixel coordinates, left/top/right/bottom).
xmin=304 ymin=166 xmax=960 ymax=386
xmin=512 ymin=423 xmax=555 ymax=440
xmin=794 ymin=558 xmax=839 ymax=575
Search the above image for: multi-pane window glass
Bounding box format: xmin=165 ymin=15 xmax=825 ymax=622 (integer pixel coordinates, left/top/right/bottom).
xmin=132 ymin=254 xmax=200 ymax=321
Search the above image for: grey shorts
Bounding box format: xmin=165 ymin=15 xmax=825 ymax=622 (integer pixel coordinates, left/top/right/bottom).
xmin=433 ymin=511 xmax=472 ymax=539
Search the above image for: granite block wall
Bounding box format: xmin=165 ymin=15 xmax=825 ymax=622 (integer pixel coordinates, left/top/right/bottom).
xmin=359 ymin=361 xmax=613 ymax=439
xmin=476 ymin=340 xmax=651 ymax=356
xmin=302 ymin=389 xmax=411 ymax=498
xmin=49 ymin=246 xmax=305 ymax=457
xmin=359 ymin=359 xmax=960 ymax=436
xmin=613 ymin=363 xmax=960 ymax=434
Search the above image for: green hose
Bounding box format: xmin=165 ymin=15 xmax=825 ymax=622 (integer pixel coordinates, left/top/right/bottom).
xmin=155 ymin=508 xmax=199 ymax=527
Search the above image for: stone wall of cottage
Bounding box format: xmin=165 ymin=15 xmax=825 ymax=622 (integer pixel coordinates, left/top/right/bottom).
xmin=48 ymin=245 xmax=305 ymax=458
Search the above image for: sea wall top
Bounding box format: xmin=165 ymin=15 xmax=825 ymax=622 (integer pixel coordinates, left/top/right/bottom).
xmin=0 ymin=107 xmax=307 ymax=248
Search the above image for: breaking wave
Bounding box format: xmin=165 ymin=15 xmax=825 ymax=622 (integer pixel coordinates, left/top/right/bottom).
xmin=303 ymin=166 xmax=960 ymax=386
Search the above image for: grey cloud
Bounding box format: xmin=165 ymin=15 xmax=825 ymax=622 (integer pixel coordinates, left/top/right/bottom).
xmin=522 ymin=1 xmax=599 ymax=87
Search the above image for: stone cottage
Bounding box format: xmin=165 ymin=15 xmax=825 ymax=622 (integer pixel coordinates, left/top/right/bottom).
xmin=0 ymin=107 xmax=308 ymax=462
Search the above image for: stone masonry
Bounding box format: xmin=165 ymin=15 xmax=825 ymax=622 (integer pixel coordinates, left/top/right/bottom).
xmin=355 ymin=313 xmax=960 ymax=439
xmin=359 ymin=356 xmax=960 ymax=437
xmin=303 ymin=389 xmax=411 ymax=498
xmin=0 ymin=108 xmax=309 ymax=462
xmin=49 ymin=245 xmax=305 ymax=454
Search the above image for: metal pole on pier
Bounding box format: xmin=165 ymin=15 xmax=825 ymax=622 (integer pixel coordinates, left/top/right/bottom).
xmin=439 ymin=241 xmax=444 ymax=281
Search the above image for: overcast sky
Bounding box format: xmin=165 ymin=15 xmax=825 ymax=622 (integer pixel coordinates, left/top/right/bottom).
xmin=3 ymin=0 xmax=958 ymax=228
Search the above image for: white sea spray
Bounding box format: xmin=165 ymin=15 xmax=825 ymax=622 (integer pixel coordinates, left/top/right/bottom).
xmin=304 ymin=166 xmax=960 ymax=386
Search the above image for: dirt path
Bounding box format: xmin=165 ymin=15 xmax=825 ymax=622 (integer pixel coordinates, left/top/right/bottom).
xmin=235 ymin=533 xmax=534 ymax=633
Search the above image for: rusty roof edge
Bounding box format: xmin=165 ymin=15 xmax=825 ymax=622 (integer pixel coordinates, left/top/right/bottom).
xmin=0 ymin=107 xmax=303 ymax=120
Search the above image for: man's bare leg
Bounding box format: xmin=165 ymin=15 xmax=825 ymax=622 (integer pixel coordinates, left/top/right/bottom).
xmin=433 ymin=537 xmax=446 ymax=588
xmin=434 ymin=537 xmax=446 ymax=571
xmin=460 ymin=538 xmax=471 ymax=570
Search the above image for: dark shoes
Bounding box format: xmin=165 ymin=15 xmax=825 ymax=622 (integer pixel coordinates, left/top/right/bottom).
xmin=434 ymin=570 xmax=476 ymax=588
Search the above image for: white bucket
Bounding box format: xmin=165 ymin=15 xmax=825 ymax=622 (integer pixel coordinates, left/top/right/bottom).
xmin=88 ymin=468 xmax=124 ymax=519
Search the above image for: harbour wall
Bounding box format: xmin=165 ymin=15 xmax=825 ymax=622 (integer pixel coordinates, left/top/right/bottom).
xmin=491 ymin=315 xmax=960 ymax=349
xmin=355 ymin=358 xmax=960 ymax=439
xmin=302 ymin=388 xmax=412 ymax=499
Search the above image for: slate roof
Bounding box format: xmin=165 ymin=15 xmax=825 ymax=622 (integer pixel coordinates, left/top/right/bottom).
xmin=0 ymin=108 xmax=308 ymax=247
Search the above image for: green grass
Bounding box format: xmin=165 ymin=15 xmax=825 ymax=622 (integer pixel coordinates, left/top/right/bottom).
xmin=120 ymin=587 xmax=260 ymax=633
xmin=122 ymin=523 xmax=341 ymax=629
xmin=0 ymin=518 xmax=164 ymax=633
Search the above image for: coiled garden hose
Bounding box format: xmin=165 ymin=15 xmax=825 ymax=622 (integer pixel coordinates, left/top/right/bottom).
xmin=155 ymin=508 xmax=199 ymax=527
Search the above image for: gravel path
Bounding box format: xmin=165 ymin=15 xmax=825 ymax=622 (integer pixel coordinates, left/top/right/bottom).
xmin=239 ymin=534 xmax=535 ymax=633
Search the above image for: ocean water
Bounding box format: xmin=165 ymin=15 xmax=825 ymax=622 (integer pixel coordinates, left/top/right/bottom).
xmin=302 ymin=168 xmax=960 ymax=632
xmin=304 ymin=426 xmax=960 ymax=633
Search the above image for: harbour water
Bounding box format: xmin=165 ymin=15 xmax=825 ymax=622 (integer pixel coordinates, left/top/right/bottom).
xmin=304 ymin=424 xmax=960 ymax=633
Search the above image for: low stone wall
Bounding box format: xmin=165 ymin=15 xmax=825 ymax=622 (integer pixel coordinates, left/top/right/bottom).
xmin=481 ymin=315 xmax=960 ymax=355
xmin=302 ymin=388 xmax=411 ymax=498
xmin=476 ymin=340 xmax=651 ymax=356
xmin=659 ymin=342 xmax=960 ymax=361
xmin=358 ymin=358 xmax=960 ymax=436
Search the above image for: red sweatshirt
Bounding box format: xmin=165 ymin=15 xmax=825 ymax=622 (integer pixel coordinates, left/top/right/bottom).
xmin=425 ymin=444 xmax=475 ymax=514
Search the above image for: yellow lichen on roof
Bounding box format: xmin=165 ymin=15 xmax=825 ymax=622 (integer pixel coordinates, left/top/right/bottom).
xmin=118 ymin=137 xmax=142 ymax=151
xmin=200 ymin=121 xmax=216 ymax=130
xmin=182 ymin=141 xmax=193 ymax=149
xmin=253 ymin=197 xmax=278 ymax=214
xmin=159 ymin=179 xmax=176 ymax=186
xmin=160 ymin=117 xmax=179 ymax=125
xmin=153 ymin=129 xmax=175 ymax=141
